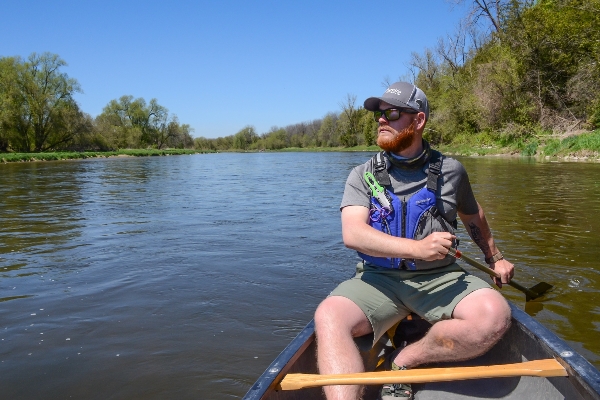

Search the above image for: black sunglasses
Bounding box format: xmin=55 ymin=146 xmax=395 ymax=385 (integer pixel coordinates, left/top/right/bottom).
xmin=373 ymin=108 xmax=417 ymax=122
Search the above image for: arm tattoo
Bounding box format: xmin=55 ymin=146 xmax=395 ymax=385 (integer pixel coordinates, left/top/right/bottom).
xmin=468 ymin=222 xmax=491 ymax=255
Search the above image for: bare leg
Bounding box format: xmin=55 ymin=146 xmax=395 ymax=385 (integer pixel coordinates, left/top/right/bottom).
xmin=314 ymin=296 xmax=373 ymax=400
xmin=393 ymin=288 xmax=511 ymax=368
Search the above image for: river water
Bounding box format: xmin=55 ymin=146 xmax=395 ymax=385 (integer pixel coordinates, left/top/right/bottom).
xmin=0 ymin=152 xmax=598 ymax=399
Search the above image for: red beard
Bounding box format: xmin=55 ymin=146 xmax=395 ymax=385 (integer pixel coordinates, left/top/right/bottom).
xmin=377 ymin=120 xmax=416 ymax=154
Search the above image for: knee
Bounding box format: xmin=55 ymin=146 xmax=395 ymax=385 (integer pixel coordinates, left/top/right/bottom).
xmin=476 ymin=293 xmax=512 ymax=343
xmin=456 ymin=289 xmax=512 ymax=344
xmin=314 ymin=299 xmax=332 ymax=331
xmin=314 ymin=297 xmax=343 ymax=334
xmin=314 ymin=296 xmax=370 ymax=338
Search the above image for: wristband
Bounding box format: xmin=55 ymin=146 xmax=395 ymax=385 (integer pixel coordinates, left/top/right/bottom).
xmin=485 ymin=251 xmax=504 ymax=264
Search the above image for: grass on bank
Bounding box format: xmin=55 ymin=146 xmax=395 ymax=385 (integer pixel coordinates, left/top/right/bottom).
xmin=436 ymin=129 xmax=600 ymax=159
xmin=0 ymin=149 xmax=212 ymax=163
xmin=540 ymin=130 xmax=600 ymax=157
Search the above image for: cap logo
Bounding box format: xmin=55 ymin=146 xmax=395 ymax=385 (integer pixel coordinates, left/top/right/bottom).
xmin=385 ymin=88 xmax=402 ymax=96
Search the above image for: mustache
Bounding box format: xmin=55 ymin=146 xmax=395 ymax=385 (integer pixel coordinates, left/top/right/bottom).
xmin=377 ymin=119 xmax=416 ymax=135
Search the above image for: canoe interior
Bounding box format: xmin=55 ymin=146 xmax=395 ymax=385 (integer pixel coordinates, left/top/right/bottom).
xmin=244 ymin=303 xmax=600 ymax=400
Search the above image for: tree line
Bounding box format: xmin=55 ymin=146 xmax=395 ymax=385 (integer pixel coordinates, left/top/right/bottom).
xmin=194 ymin=94 xmax=378 ymax=152
xmin=0 ymin=53 xmax=193 ymax=153
xmin=2 ymin=0 xmax=598 ymax=153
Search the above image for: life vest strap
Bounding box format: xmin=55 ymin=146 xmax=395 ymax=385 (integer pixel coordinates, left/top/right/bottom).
xmin=373 ymin=151 xmax=392 ymax=186
xmin=426 ymin=150 xmax=442 ymax=192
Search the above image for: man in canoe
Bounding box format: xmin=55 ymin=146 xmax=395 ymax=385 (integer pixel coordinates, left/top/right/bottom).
xmin=314 ymin=81 xmax=515 ymax=400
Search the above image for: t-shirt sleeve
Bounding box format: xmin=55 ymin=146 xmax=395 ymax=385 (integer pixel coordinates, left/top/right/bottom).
xmin=454 ymin=162 xmax=479 ymax=215
xmin=340 ymin=166 xmax=371 ymax=210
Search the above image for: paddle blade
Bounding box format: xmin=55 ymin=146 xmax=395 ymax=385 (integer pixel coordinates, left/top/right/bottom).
xmin=526 ymin=282 xmax=554 ymax=301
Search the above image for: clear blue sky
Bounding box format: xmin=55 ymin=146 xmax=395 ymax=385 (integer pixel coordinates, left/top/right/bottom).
xmin=2 ymin=0 xmax=469 ymax=139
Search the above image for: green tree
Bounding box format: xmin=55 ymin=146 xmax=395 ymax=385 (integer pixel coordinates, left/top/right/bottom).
xmin=339 ymin=94 xmax=360 ymax=147
xmin=0 ymin=52 xmax=83 ymax=152
xmin=214 ymin=135 xmax=234 ymax=150
xmin=302 ymin=119 xmax=322 ymax=147
xmin=517 ymin=0 xmax=600 ymax=129
xmin=260 ymin=127 xmax=288 ymax=150
xmin=95 ymin=95 xmax=142 ymax=148
xmin=316 ymin=113 xmax=339 ymax=147
xmin=232 ymin=125 xmax=258 ymax=150
xmin=0 ymin=57 xmax=18 ymax=151
xmin=138 ymin=98 xmax=169 ymax=148
xmin=194 ymin=136 xmax=216 ymax=151
xmin=405 ymin=0 xmax=600 ymax=142
xmin=360 ymin=110 xmax=378 ymax=146
xmin=165 ymin=118 xmax=194 ymax=149
xmin=96 ymin=96 xmax=187 ymax=149
xmin=60 ymin=109 xmax=99 ymax=151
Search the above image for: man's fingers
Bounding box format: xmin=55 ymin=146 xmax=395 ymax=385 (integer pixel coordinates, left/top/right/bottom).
xmin=493 ymin=276 xmax=503 ymax=288
xmin=419 ymin=233 xmax=459 ymax=261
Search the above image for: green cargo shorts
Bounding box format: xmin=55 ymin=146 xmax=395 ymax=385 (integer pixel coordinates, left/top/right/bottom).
xmin=329 ymin=262 xmax=491 ymax=346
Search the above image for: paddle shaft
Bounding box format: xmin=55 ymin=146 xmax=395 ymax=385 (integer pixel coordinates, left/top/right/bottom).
xmin=277 ymin=359 xmax=567 ymax=390
xmin=448 ymin=248 xmax=543 ymax=300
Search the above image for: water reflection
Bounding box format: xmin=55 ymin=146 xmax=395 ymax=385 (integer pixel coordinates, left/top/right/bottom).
xmin=0 ymin=295 xmax=33 ymax=302
xmin=0 ymin=162 xmax=86 ymax=280
xmin=524 ymin=300 xmax=545 ymax=316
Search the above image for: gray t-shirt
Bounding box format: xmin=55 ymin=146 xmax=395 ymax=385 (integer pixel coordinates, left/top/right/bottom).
xmin=340 ymin=152 xmax=479 ymax=221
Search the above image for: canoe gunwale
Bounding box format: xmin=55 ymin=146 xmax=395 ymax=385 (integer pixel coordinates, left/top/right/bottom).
xmin=509 ymin=303 xmax=600 ymax=400
xmin=243 ymin=320 xmax=316 ymax=400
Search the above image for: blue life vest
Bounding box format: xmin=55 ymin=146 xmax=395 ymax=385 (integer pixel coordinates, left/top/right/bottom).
xmin=358 ymin=151 xmax=458 ymax=270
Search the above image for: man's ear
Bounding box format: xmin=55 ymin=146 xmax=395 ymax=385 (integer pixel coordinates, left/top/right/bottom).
xmin=415 ymin=112 xmax=427 ymax=130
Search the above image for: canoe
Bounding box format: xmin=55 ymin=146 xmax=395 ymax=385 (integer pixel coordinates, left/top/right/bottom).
xmin=244 ymin=302 xmax=600 ymax=399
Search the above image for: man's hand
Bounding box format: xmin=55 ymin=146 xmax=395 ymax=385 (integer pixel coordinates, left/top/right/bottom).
xmin=489 ymin=258 xmax=515 ymax=288
xmin=416 ymin=232 xmax=456 ymax=261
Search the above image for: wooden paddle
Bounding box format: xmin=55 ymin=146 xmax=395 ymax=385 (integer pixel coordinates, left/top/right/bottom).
xmin=447 ymin=248 xmax=553 ymax=301
xmin=277 ymin=358 xmax=567 ymax=391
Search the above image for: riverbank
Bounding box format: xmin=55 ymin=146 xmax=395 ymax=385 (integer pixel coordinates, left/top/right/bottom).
xmin=0 ymin=149 xmax=212 ymax=163
xmin=437 ymin=129 xmax=600 ymax=162
xmin=278 ymin=129 xmax=600 ymax=162
xmin=3 ymin=129 xmax=599 ymax=163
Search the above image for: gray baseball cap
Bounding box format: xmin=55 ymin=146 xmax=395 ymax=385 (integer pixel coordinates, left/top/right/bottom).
xmin=364 ymin=82 xmax=430 ymax=120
